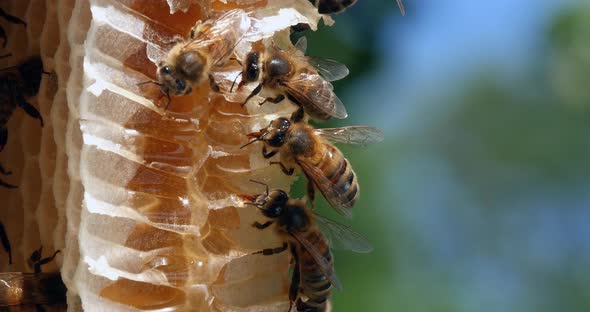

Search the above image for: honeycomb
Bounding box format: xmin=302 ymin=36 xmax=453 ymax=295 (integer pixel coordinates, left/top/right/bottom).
xmin=0 ymin=0 xmax=333 ymax=311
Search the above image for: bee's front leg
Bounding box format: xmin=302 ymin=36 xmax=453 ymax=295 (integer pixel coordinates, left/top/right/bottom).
xmin=252 ymin=221 xmax=274 ymax=230
xmin=252 ymin=242 xmax=288 ymax=256
xmin=270 ymin=161 xmax=294 ymax=175
xmin=262 ymin=146 xmax=277 ymax=159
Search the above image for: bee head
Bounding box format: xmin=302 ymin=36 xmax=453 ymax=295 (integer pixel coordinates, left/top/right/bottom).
xmin=259 ymin=189 xmax=289 ymax=219
xmin=265 ymin=117 xmax=291 ymax=147
xmin=243 ymin=51 xmax=260 ymax=82
xmin=157 ymin=63 xmax=190 ymax=97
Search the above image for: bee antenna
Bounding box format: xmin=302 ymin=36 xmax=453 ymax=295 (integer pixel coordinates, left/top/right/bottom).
xmin=249 ymin=179 xmax=270 ymax=195
xmin=137 ymin=80 xmax=162 ymax=87
xmin=163 ymin=91 xmax=172 ymax=110
xmin=229 ymin=71 xmax=242 ymax=93
xmin=240 ymin=138 xmax=261 ymax=149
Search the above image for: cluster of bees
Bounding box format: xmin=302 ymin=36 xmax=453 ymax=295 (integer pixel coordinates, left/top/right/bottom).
xmin=150 ymin=1 xmax=403 ymax=310
xmin=0 ymin=0 xmax=404 ymax=309
xmin=0 ymin=5 xmax=65 ymax=307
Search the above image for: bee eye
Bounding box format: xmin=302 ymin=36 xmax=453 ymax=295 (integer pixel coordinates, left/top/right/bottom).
xmin=175 ymin=79 xmax=186 ymax=91
xmin=267 ymin=133 xmax=285 ymax=147
xmin=161 ymin=66 xmax=172 ymax=74
xmin=266 ymin=204 xmax=283 ymax=218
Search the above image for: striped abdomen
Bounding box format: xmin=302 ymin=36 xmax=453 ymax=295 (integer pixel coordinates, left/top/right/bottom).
xmin=305 ymin=143 xmax=359 ymax=211
xmin=296 ymin=230 xmax=333 ymax=311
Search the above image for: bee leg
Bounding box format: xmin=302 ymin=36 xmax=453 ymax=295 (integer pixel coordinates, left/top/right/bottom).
xmin=242 ymin=83 xmax=262 ymax=107
xmin=17 ymin=94 xmax=44 ymax=127
xmin=290 ymin=107 xmax=305 ymax=123
xmin=0 ymin=222 xmax=12 ymax=265
xmin=0 ymin=178 xmax=16 ymax=189
xmin=35 ymin=249 xmax=61 ymax=274
xmin=259 ymin=94 xmax=285 ymax=106
xmin=0 ymin=8 xmax=26 ymax=27
xmin=0 ymin=25 xmax=6 ymax=48
xmin=0 ymin=126 xmax=6 ymax=152
xmin=270 ymin=161 xmax=294 ymax=175
xmin=0 ymin=163 xmax=11 ymax=175
xmin=288 ymin=243 xmax=300 ymax=312
xmin=252 ymin=221 xmax=274 ymax=229
xmin=262 ymin=146 xmax=277 ymax=159
xmin=208 ymin=74 xmax=220 ymax=93
xmin=252 ymin=242 xmax=288 ymax=256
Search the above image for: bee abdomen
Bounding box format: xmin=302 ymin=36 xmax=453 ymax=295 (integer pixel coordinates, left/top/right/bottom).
xmin=298 ymin=231 xmax=332 ymax=312
xmin=318 ymin=145 xmax=359 ymax=208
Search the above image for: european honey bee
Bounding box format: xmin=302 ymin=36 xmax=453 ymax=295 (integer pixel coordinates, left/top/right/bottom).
xmin=311 ymin=0 xmax=405 ymax=16
xmin=242 ymin=109 xmax=383 ymax=218
xmin=241 ymin=182 xmax=372 ymax=311
xmin=154 ymin=9 xmax=249 ymax=108
xmin=0 ymin=246 xmax=65 ymax=307
xmin=234 ymin=37 xmax=349 ymax=121
xmin=0 ymin=7 xmax=26 ymax=48
xmin=0 ymin=56 xmax=45 ymax=188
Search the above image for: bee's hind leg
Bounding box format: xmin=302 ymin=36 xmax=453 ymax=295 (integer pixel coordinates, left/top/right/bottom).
xmin=16 ymin=94 xmax=44 ymax=127
xmin=0 ymin=127 xmax=7 ymax=152
xmin=0 ymin=8 xmax=26 ymax=26
xmin=0 ymin=222 xmax=12 ymax=264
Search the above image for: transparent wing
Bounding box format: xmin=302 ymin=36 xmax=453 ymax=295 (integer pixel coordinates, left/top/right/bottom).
xmin=291 ymin=231 xmax=343 ymax=290
xmin=305 ymin=57 xmax=349 ymax=82
xmin=183 ymin=9 xmax=248 ymax=64
xmin=397 ymin=0 xmax=406 ymax=16
xmin=315 ymin=214 xmax=373 ymax=253
xmin=314 ymin=126 xmax=384 ymax=146
xmin=294 ymin=36 xmax=307 ymax=54
xmin=297 ymin=157 xmax=354 ymax=218
xmin=283 ymin=73 xmax=348 ymax=119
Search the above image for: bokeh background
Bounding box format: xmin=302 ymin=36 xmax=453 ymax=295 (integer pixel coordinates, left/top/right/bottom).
xmin=298 ymin=0 xmax=590 ymax=311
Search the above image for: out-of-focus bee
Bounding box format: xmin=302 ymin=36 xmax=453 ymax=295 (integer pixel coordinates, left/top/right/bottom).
xmin=153 ymin=9 xmax=249 ymax=108
xmin=241 ymin=183 xmax=372 ymax=311
xmin=234 ymin=37 xmax=349 ymax=121
xmin=0 ymin=8 xmax=26 ymax=48
xmin=310 ymin=0 xmax=405 ymax=16
xmin=242 ymin=109 xmax=383 ymax=218
xmin=0 ymin=221 xmax=12 ymax=265
xmin=0 ymin=56 xmax=45 ymax=151
xmin=0 ymin=246 xmax=66 ymax=307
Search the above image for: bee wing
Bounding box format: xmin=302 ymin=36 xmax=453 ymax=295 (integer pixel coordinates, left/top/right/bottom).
xmin=291 ymin=231 xmax=343 ymax=290
xmin=315 ymin=214 xmax=373 ymax=253
xmin=184 ymin=9 xmax=248 ymax=64
xmin=305 ymin=57 xmax=349 ymax=82
xmin=283 ymin=73 xmax=348 ymax=119
xmin=294 ymin=36 xmax=307 ymax=54
xmin=397 ymin=0 xmax=406 ymax=16
xmin=314 ymin=126 xmax=384 ymax=146
xmin=297 ymin=159 xmax=353 ymax=218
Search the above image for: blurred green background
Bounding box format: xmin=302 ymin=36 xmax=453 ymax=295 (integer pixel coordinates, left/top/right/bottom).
xmin=296 ymin=1 xmax=590 ymax=311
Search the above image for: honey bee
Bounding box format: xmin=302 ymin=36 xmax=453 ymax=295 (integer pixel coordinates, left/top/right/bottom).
xmin=241 ymin=183 xmax=372 ymax=311
xmin=0 ymin=7 xmax=26 ymax=48
xmin=154 ymin=9 xmax=249 ymax=108
xmin=242 ymin=109 xmax=383 ymax=218
xmin=311 ymin=0 xmax=405 ymax=16
xmin=0 ymin=56 xmax=45 ymax=188
xmin=234 ymin=37 xmax=349 ymax=121
xmin=0 ymin=246 xmax=66 ymax=307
